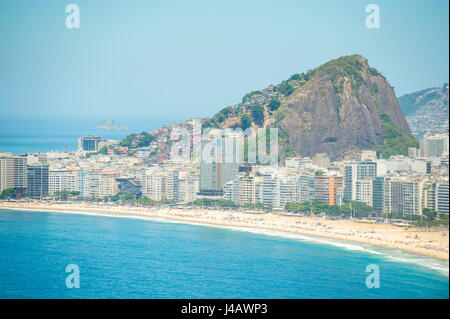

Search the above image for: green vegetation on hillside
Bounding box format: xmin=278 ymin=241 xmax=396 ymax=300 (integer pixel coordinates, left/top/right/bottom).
xmin=250 ymin=105 xmax=265 ymax=126
xmin=240 ymin=114 xmax=252 ymax=130
xmin=314 ymin=55 xmax=364 ymax=82
xmin=313 ymin=55 xmax=383 ymax=104
xmin=274 ymin=81 xmax=295 ymax=96
xmin=202 ymin=56 xmax=376 ymax=137
xmin=202 ymin=117 xmax=220 ymax=130
xmin=85 ymin=146 xmax=109 ymax=158
xmin=288 ymin=73 xmax=310 ymax=82
xmin=162 ymin=55 xmax=414 ymax=162
xmin=268 ymin=97 xmax=281 ymax=112
xmin=120 ymin=132 xmax=156 ymax=148
xmin=278 ymin=128 xmax=295 ymax=157
xmin=376 ymin=114 xmax=419 ymax=159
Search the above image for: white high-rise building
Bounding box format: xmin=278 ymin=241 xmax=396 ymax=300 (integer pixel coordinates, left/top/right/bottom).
xmin=436 ymin=183 xmax=449 ymax=214
xmin=77 ymin=168 xmax=118 ymax=199
xmin=177 ymin=170 xmax=198 ymax=204
xmin=421 ymin=132 xmax=449 ymax=158
xmin=0 ymin=154 xmax=27 ymax=193
xmin=49 ymin=168 xmax=80 ymax=195
xmin=344 ymin=161 xmax=377 ymax=202
xmin=261 ymin=172 xmax=296 ymax=210
xmin=383 ymin=177 xmax=423 ymax=216
xmin=296 ymin=174 xmax=315 ymax=204
xmin=355 ymin=179 xmax=373 ymax=207
xmin=142 ymin=166 xmax=168 ymax=202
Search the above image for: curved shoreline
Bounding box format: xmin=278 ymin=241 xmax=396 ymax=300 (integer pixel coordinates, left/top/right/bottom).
xmin=1 ymin=202 xmax=449 ymax=266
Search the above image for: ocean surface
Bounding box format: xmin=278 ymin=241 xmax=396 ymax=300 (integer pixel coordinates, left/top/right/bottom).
xmin=0 ymin=117 xmax=179 ymax=154
xmin=0 ymin=209 xmax=448 ymax=299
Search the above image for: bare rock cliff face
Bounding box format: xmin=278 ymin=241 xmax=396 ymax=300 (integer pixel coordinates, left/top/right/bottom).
xmin=276 ymin=55 xmax=411 ymax=160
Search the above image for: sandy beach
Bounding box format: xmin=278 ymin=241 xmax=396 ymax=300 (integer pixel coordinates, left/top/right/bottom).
xmin=1 ymin=201 xmax=449 ymax=261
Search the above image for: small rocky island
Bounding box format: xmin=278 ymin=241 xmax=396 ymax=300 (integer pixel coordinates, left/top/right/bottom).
xmin=96 ymin=120 xmax=128 ymax=131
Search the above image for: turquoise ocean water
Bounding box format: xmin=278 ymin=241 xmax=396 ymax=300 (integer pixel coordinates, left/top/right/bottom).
xmin=0 ymin=209 xmax=448 ymax=299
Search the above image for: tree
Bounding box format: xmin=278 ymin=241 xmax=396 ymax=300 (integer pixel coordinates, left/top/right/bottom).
xmin=0 ymin=188 xmax=18 ymax=199
xmin=439 ymin=213 xmax=449 ymax=223
xmin=268 ymin=98 xmax=281 ymax=112
xmin=240 ymin=114 xmax=252 ymax=130
xmin=120 ymin=132 xmax=156 ymax=148
xmin=137 ymin=132 xmax=156 ymax=148
xmin=386 ymin=212 xmax=403 ymax=219
xmin=54 ymin=189 xmax=70 ymax=200
xmin=120 ymin=133 xmax=138 ymax=147
xmin=217 ymin=113 xmax=225 ymax=123
xmin=275 ymin=81 xmax=295 ymax=96
xmin=137 ymin=196 xmax=155 ymax=206
xmin=340 ymin=201 xmax=372 ymax=218
xmin=289 ymin=74 xmax=301 ymax=81
xmin=98 ymin=146 xmax=108 ymax=155
xmin=251 ymin=105 xmax=265 ymax=127
xmin=123 ymin=192 xmax=135 ymax=201
xmin=422 ymin=208 xmax=437 ymax=221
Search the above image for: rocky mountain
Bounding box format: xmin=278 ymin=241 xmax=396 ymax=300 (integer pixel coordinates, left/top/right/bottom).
xmin=206 ymin=54 xmax=417 ymax=161
xmin=397 ymin=84 xmax=449 ymax=138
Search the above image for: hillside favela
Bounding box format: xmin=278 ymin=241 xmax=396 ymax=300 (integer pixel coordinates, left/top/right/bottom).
xmin=0 ymin=1 xmax=448 ymax=302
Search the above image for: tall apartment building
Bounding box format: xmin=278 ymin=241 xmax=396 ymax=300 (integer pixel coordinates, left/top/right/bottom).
xmin=199 ymin=131 xmax=240 ymax=196
xmin=142 ymin=167 xmax=168 ymax=201
xmin=421 ymin=132 xmax=449 ymax=158
xmin=49 ymin=168 xmax=80 ymax=195
xmin=0 ymin=154 xmax=27 ymax=193
xmin=49 ymin=169 xmax=67 ymax=195
xmin=78 ymin=135 xmax=102 ymax=152
xmin=78 ymin=168 xmax=118 ymax=199
xmin=142 ymin=166 xmax=198 ymax=203
xmin=372 ymin=177 xmax=385 ymax=214
xmin=423 ymin=181 xmax=449 ymax=215
xmin=296 ymin=174 xmax=315 ymax=204
xmin=261 ymin=172 xmax=296 ymax=210
xmin=177 ymin=171 xmax=198 ymax=204
xmin=383 ymin=177 xmax=423 ymax=216
xmin=355 ymin=179 xmax=373 ymax=207
xmin=224 ymin=170 xmax=346 ymax=209
xmin=165 ymin=169 xmax=179 ymax=202
xmin=99 ymin=171 xmax=120 ymax=199
xmin=27 ymin=164 xmax=49 ymax=198
xmin=223 ymin=181 xmax=234 ymax=202
xmin=344 ymin=161 xmax=377 ymax=202
xmin=436 ymin=183 xmax=449 ymax=214
xmin=229 ymin=173 xmax=266 ymax=206
xmin=314 ymin=175 xmax=343 ymax=206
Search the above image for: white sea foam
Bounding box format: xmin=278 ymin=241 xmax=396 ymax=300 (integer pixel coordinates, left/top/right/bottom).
xmin=2 ymin=207 xmax=449 ymax=277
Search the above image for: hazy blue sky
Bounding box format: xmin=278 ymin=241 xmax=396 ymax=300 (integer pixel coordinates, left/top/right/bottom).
xmin=0 ymin=0 xmax=448 ymax=123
